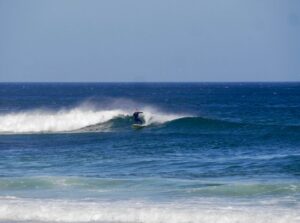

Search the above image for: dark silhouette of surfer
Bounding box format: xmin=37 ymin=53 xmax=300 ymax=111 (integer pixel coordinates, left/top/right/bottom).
xmin=133 ymin=111 xmax=144 ymax=124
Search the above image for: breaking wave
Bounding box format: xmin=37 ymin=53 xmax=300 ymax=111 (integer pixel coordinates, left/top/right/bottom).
xmin=0 ymin=104 xmax=185 ymax=134
xmin=0 ymin=102 xmax=299 ymax=135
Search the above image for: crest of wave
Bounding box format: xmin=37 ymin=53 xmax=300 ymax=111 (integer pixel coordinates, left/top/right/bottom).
xmin=0 ymin=107 xmax=127 ymax=133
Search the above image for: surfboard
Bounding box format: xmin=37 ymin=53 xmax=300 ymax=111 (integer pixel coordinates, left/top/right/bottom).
xmin=132 ymin=124 xmax=146 ymax=129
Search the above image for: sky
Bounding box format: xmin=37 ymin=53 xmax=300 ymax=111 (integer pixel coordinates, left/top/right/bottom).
xmin=0 ymin=0 xmax=299 ymax=82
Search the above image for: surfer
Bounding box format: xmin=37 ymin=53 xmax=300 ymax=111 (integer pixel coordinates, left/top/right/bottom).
xmin=133 ymin=110 xmax=144 ymax=124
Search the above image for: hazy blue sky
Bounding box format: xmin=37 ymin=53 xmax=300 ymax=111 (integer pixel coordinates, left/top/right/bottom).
xmin=0 ymin=0 xmax=299 ymax=82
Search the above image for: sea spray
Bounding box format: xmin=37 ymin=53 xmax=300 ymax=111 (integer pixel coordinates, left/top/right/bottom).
xmin=0 ymin=107 xmax=126 ymax=133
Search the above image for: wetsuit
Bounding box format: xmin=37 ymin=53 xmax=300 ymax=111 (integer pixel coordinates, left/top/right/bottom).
xmin=133 ymin=112 xmax=143 ymax=124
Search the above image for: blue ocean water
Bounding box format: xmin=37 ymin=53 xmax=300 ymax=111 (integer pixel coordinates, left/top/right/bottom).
xmin=0 ymin=83 xmax=299 ymax=223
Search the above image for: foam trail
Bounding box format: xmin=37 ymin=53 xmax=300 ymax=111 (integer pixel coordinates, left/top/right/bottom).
xmin=0 ymin=197 xmax=298 ymax=223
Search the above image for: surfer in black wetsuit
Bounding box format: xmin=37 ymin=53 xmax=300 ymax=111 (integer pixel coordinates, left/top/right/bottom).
xmin=133 ymin=111 xmax=143 ymax=124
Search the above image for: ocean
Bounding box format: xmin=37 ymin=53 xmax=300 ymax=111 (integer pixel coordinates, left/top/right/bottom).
xmin=0 ymin=83 xmax=299 ymax=223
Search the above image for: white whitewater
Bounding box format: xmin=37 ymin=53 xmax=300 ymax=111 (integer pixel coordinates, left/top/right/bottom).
xmin=0 ymin=197 xmax=298 ymax=223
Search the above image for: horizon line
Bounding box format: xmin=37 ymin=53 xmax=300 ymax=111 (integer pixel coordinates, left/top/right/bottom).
xmin=0 ymin=81 xmax=299 ymax=84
